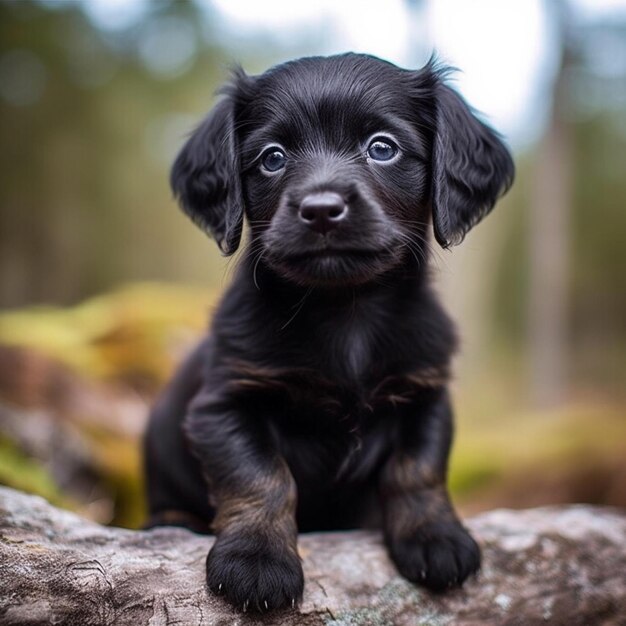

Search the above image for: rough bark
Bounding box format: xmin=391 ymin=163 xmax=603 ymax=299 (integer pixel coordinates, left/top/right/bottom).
xmin=0 ymin=487 xmax=625 ymax=626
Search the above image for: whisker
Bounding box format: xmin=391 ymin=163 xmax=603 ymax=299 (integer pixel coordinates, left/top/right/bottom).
xmin=281 ymin=286 xmax=314 ymax=330
xmin=252 ymin=249 xmax=265 ymax=290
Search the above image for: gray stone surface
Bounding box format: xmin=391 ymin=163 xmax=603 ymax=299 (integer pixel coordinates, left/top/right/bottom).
xmin=1 ymin=487 xmax=625 ymax=625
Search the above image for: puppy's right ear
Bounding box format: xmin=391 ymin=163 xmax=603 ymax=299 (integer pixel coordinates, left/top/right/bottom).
xmin=430 ymin=81 xmax=514 ymax=249
xmin=170 ymin=94 xmax=243 ymax=255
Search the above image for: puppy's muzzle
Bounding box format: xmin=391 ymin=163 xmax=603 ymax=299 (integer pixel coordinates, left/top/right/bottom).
xmin=298 ymin=191 xmax=348 ymax=235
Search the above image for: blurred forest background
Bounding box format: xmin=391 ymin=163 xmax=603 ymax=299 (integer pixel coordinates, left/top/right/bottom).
xmin=0 ymin=0 xmax=624 ymax=529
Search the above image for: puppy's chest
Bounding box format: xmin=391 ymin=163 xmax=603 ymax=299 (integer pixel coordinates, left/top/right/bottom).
xmin=224 ymin=324 xmax=447 ymax=420
xmin=329 ymin=320 xmax=372 ymax=381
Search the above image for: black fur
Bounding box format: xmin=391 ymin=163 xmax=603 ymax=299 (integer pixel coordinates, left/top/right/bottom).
xmin=146 ymin=53 xmax=514 ymax=613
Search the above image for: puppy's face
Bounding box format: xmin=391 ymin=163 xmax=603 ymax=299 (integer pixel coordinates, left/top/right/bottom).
xmin=236 ymin=57 xmax=431 ymax=286
xmin=171 ymin=54 xmax=514 ymax=287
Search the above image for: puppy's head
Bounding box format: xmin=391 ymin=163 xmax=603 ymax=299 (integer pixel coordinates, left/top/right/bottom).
xmin=171 ymin=54 xmax=514 ymax=287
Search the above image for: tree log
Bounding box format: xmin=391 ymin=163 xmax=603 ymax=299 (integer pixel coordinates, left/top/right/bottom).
xmin=0 ymin=487 xmax=625 ymax=625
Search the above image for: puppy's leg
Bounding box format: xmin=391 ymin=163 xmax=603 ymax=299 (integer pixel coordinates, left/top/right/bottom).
xmin=380 ymin=388 xmax=480 ymax=591
xmin=144 ymin=339 xmax=213 ymax=528
xmin=185 ymin=386 xmax=303 ymax=613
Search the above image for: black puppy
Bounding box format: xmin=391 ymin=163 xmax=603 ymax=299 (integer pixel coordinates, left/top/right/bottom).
xmin=144 ymin=53 xmax=514 ymax=613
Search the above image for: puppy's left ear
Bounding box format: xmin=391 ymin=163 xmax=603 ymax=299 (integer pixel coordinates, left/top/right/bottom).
xmin=170 ymin=79 xmax=248 ymax=255
xmin=430 ymin=78 xmax=515 ymax=248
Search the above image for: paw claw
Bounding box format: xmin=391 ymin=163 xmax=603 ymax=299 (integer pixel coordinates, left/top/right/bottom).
xmin=389 ymin=521 xmax=481 ymax=592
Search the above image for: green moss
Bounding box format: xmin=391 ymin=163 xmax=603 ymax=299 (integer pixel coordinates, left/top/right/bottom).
xmin=449 ymin=461 xmax=500 ymax=496
xmin=78 ymin=423 xmax=145 ymax=529
xmin=449 ymin=405 xmax=626 ymax=503
xmin=0 ymin=437 xmax=68 ymax=507
xmin=0 ymin=282 xmax=214 ymax=385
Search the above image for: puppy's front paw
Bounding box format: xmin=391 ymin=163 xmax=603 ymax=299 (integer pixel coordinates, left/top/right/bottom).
xmin=388 ymin=521 xmax=480 ymax=592
xmin=206 ymin=531 xmax=304 ymax=613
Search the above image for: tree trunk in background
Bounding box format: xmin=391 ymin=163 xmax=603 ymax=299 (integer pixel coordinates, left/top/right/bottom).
xmin=528 ymin=1 xmax=572 ymax=408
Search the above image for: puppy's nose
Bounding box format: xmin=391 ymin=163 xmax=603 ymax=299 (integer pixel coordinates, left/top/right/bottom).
xmin=298 ymin=192 xmax=347 ymax=235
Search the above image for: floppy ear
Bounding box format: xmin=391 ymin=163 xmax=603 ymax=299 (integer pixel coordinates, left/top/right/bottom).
xmin=430 ymin=80 xmax=515 ymax=248
xmin=170 ymin=95 xmax=243 ymax=255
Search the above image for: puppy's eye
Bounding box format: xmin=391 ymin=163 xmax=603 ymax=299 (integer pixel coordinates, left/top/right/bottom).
xmin=367 ymin=138 xmax=398 ymax=162
xmin=261 ymin=147 xmax=287 ymax=173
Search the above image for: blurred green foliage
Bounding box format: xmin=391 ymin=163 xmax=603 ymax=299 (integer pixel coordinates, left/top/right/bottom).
xmin=0 ymin=282 xmax=216 ymax=387
xmin=0 ymin=0 xmax=233 ymax=306
xmin=493 ymin=114 xmax=626 ymax=397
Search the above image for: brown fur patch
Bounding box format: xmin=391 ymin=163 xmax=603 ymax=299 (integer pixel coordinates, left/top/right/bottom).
xmin=212 ymin=459 xmax=298 ymax=542
xmin=371 ymin=366 xmax=450 ymax=408
xmin=224 ymin=358 xmax=449 ymax=413
xmin=385 ymin=485 xmax=456 ymax=539
xmin=223 ymin=358 xmax=342 ymax=410
xmin=385 ymin=453 xmax=442 ymax=492
xmin=381 ymin=453 xmax=456 ymax=539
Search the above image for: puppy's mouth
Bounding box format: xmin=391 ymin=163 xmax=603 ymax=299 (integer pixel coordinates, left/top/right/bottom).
xmin=281 ymin=248 xmax=387 ymax=261
xmin=264 ymin=245 xmax=401 ymax=287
